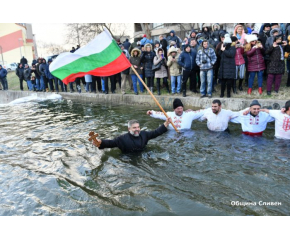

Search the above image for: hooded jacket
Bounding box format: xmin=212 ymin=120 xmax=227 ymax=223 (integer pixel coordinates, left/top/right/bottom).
xmin=201 ymin=27 xmax=211 ymax=40
xmin=45 ymin=60 xmax=54 ymax=79
xmin=167 ymin=30 xmax=180 ymax=48
xmin=153 ymin=48 xmax=168 ymax=78
xmin=0 ymin=65 xmax=7 ymax=79
xmin=129 ymin=48 xmax=143 ymax=75
xmin=218 ymin=43 xmax=237 ymax=79
xmin=123 ymin=39 xmax=131 ymax=50
xmin=39 ymin=60 xmax=47 ymax=77
xmin=265 ymin=28 xmax=283 ymax=51
xmin=140 ymin=43 xmax=156 ymax=77
xmin=140 ymin=37 xmax=153 ymax=46
xmin=178 ymin=47 xmax=197 ymax=71
xmin=16 ymin=65 xmax=24 ymax=79
xmin=246 ymin=46 xmax=266 ymax=72
xmin=233 ymin=25 xmax=246 ymax=45
xmin=167 ymin=47 xmax=181 ymax=76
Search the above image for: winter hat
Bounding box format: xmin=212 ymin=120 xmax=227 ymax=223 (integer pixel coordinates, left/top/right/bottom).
xmin=231 ymin=36 xmax=238 ymax=42
xmin=173 ymin=98 xmax=184 ymax=109
xmin=245 ymin=34 xmax=258 ymax=43
xmin=263 ymin=23 xmax=271 ymax=29
xmin=250 ymin=100 xmax=261 ymax=107
xmin=184 ymin=44 xmax=190 ymax=50
xmin=48 ymin=59 xmax=52 ymax=63
xmin=274 ymin=34 xmax=283 ymax=42
xmin=143 ymin=34 xmax=146 ymax=38
xmin=170 ymin=41 xmax=176 ymax=46
xmin=223 ymin=34 xmax=232 ymax=44
xmin=251 ymin=31 xmax=259 ymax=36
xmin=271 ymin=23 xmax=279 ymax=27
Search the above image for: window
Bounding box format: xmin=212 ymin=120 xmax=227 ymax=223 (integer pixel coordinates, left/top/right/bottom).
xmin=153 ymin=23 xmax=164 ymax=29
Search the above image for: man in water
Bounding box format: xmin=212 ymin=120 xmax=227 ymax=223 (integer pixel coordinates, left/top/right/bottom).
xmin=260 ymin=100 xmax=290 ymax=139
xmin=93 ymin=117 xmax=172 ymax=153
xmin=230 ymin=99 xmax=275 ymax=136
xmin=199 ymin=99 xmax=239 ymax=131
xmin=146 ymin=98 xmax=206 ymax=130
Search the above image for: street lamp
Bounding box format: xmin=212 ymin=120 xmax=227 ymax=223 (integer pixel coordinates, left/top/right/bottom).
xmin=18 ymin=38 xmax=23 ymax=58
xmin=0 ymin=45 xmax=4 ymax=65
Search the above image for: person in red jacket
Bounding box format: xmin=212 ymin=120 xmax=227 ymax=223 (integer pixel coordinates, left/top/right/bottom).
xmin=244 ymin=35 xmax=266 ymax=95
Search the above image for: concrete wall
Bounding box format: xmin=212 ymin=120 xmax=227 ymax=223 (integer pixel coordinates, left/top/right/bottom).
xmin=0 ymin=90 xmax=287 ymax=111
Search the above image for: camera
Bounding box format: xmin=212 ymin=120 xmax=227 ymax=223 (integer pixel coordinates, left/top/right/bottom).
xmin=277 ymin=42 xmax=283 ymax=45
xmin=202 ymin=60 xmax=207 ymax=64
xmin=172 ymin=56 xmax=175 ymax=59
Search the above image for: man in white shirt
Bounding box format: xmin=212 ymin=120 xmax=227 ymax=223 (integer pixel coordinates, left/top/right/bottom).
xmin=260 ymin=100 xmax=290 ymax=139
xmin=199 ymin=99 xmax=239 ymax=131
xmin=230 ymin=100 xmax=275 ymax=136
xmin=147 ymin=98 xmax=206 ymax=130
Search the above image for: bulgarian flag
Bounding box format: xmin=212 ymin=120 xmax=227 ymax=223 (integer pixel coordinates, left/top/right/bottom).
xmin=49 ymin=28 xmax=131 ymax=84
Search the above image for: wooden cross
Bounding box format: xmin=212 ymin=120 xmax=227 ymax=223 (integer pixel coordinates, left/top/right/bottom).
xmin=88 ymin=131 xmax=100 ymax=147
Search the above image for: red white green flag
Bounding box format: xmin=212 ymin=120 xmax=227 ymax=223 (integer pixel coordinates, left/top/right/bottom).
xmin=49 ymin=28 xmax=131 ymax=84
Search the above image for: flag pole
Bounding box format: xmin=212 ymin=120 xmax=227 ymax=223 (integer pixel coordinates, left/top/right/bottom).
xmin=130 ymin=65 xmax=179 ymax=133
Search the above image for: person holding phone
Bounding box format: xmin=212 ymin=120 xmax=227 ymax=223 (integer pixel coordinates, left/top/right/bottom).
xmin=153 ymin=48 xmax=169 ymax=95
xmin=265 ymin=34 xmax=287 ymax=95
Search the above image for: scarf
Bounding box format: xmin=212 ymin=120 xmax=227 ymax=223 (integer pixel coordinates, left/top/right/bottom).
xmin=279 ymin=45 xmax=284 ymax=60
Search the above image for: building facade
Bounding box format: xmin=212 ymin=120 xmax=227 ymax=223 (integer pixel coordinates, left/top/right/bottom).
xmin=0 ymin=23 xmax=37 ymax=66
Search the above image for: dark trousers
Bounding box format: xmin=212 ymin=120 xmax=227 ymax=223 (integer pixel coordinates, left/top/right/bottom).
xmin=92 ymin=76 xmax=102 ymax=92
xmin=19 ymin=78 xmax=24 ymax=90
xmin=220 ymin=79 xmax=233 ymax=97
xmin=103 ymin=76 xmax=115 ymax=93
xmin=146 ymin=77 xmax=154 ymax=88
xmin=69 ymin=82 xmax=74 ymax=92
xmin=42 ymin=75 xmax=48 ymax=89
xmin=182 ymin=69 xmax=197 ymax=92
xmin=114 ymin=73 xmax=121 ymax=89
xmin=48 ymin=78 xmax=55 ymax=91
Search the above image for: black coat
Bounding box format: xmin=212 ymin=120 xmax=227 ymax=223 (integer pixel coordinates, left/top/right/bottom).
xmin=218 ymin=45 xmax=236 ymax=79
xmin=16 ymin=67 xmax=24 ymax=79
xmin=20 ymin=57 xmax=28 ymax=65
xmin=99 ymin=124 xmax=167 ymax=153
xmin=140 ymin=51 xmax=156 ymax=78
xmin=265 ymin=46 xmax=285 ymax=75
xmin=160 ymin=39 xmax=168 ymax=58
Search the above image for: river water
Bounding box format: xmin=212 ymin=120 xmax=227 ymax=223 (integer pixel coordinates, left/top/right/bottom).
xmin=0 ymin=95 xmax=289 ymax=216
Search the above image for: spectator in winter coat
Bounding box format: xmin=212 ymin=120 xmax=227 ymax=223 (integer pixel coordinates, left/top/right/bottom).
xmin=189 ymin=29 xmax=197 ymax=42
xmin=140 ymin=43 xmax=156 ymax=92
xmin=23 ymin=64 xmax=33 ymax=90
xmin=159 ymin=35 xmax=168 ymax=59
xmin=40 ymin=59 xmax=49 ymax=92
xmin=46 ymin=59 xmax=55 ymax=92
xmin=0 ymin=65 xmax=8 ymax=90
xmin=196 ymin=40 xmax=217 ymax=98
xmin=233 ymin=24 xmax=247 ymax=45
xmin=154 ymin=48 xmax=169 ymax=95
xmin=245 ymin=34 xmax=266 ymax=95
xmin=167 ymin=47 xmax=181 ymax=94
xmin=140 ymin=34 xmax=153 ymax=46
xmin=167 ymin=30 xmax=180 ymax=48
xmin=231 ymin=36 xmax=245 ymax=92
xmin=20 ymin=56 xmax=28 ymax=66
xmin=36 ymin=58 xmax=44 ymax=91
xmin=178 ymin=44 xmax=198 ymax=97
xmin=123 ymin=39 xmax=131 ymax=50
xmin=120 ymin=45 xmax=131 ymax=94
xmin=265 ymin=35 xmax=287 ymax=95
xmin=201 ymin=27 xmax=211 ymax=40
xmin=259 ymin=23 xmax=271 ymax=48
xmin=129 ymin=48 xmax=144 ymax=95
xmin=210 ymin=23 xmax=221 ymax=48
xmin=217 ymin=35 xmax=236 ymax=98
xmin=154 ymin=40 xmax=162 ymax=53
xmin=265 ymin=28 xmax=283 ymax=51
xmin=70 ymin=47 xmax=76 ymax=53
xmin=16 ymin=63 xmax=25 ymax=91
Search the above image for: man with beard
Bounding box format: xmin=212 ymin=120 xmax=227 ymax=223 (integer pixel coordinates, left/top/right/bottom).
xmin=147 ymin=98 xmax=206 ymax=130
xmin=199 ymin=99 xmax=239 ymax=131
xmin=92 ymin=118 xmax=171 ymax=153
xmin=230 ymin=100 xmax=274 ymax=136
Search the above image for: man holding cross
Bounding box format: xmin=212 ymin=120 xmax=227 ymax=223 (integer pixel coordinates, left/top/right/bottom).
xmin=91 ymin=117 xmax=172 ymax=153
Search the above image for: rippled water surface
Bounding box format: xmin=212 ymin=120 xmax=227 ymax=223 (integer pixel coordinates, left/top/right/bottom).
xmin=0 ymin=96 xmax=290 ymax=216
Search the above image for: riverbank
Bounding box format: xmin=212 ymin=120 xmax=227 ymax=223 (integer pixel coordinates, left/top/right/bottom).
xmin=0 ymin=90 xmax=287 ymax=111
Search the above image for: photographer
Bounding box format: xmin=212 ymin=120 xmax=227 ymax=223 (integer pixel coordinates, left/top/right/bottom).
xmin=167 ymin=47 xmax=181 ymax=94
xmin=265 ymin=35 xmax=287 ymax=95
xmin=154 ymin=48 xmax=169 ymax=95
xmin=178 ymin=44 xmax=198 ymax=97
xmin=218 ymin=34 xmax=236 ymax=98
xmin=245 ymin=35 xmax=266 ymax=95
xmin=232 ymin=36 xmax=245 ymax=92
xmin=196 ymin=40 xmax=217 ymax=98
